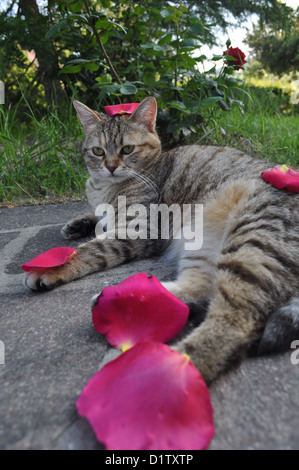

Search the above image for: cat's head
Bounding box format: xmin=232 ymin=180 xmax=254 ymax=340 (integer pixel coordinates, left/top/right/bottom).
xmin=73 ymin=96 xmax=161 ymax=184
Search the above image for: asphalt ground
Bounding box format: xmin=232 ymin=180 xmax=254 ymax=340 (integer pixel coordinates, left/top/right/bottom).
xmin=0 ymin=201 xmax=298 ymax=450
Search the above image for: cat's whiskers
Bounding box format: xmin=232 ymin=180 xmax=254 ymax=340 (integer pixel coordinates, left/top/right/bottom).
xmin=128 ymin=169 xmax=160 ymax=197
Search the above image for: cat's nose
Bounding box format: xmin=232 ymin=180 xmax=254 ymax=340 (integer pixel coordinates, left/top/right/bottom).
xmin=106 ymin=164 xmax=118 ymax=174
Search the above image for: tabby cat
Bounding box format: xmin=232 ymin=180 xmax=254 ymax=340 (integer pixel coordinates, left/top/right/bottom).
xmin=24 ymin=97 xmax=299 ymax=384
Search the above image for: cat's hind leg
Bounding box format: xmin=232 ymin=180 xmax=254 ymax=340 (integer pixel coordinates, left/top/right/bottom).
xmin=61 ymin=213 xmax=98 ymax=239
xmin=174 ymin=244 xmax=297 ymax=384
xmin=161 ymin=250 xmax=214 ymax=306
xmin=253 ymin=297 xmax=299 ymax=355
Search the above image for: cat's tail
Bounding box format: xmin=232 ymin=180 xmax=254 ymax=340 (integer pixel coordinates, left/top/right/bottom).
xmin=254 ymin=297 xmax=299 ymax=355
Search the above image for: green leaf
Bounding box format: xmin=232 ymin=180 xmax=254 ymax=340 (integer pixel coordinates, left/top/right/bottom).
xmin=96 ymin=74 xmax=112 ymax=84
xmin=225 ymin=77 xmax=245 ymax=84
xmin=225 ymin=66 xmax=235 ymax=75
xmin=46 ymin=20 xmax=68 ymax=38
xmin=60 ymin=64 xmax=82 ymax=73
xmin=95 ymin=18 xmax=112 ymax=30
xmin=112 ymin=22 xmax=127 ymax=34
xmin=160 ymin=9 xmax=174 ymax=18
xmin=101 ymin=31 xmax=110 ymax=45
xmin=101 ymin=0 xmax=111 ymax=7
xmin=65 ymin=58 xmax=89 ymax=64
xmin=141 ymin=43 xmax=165 ymax=52
xmin=212 ymin=55 xmax=225 ymax=61
xmin=143 ymin=72 xmax=156 ymax=90
xmin=120 ymin=83 xmax=137 ymax=95
xmin=189 ymin=23 xmax=204 ymax=35
xmin=85 ymin=63 xmax=100 ymax=72
xmin=180 ymin=54 xmax=197 ymax=67
xmin=201 ymin=96 xmax=223 ymax=107
xmin=134 ymin=6 xmax=145 ymax=15
xmin=69 ymin=13 xmax=89 ymax=23
xmin=180 ymin=38 xmax=197 ymax=49
xmin=218 ymin=99 xmax=230 ymax=111
xmin=68 ymin=0 xmax=84 ymax=13
xmin=224 ymin=54 xmax=237 ymax=61
xmin=212 ymin=88 xmax=224 ymax=97
xmin=158 ymin=34 xmax=173 ymax=45
xmin=169 ymin=101 xmax=191 ymax=114
xmin=98 ymin=84 xmax=121 ymax=101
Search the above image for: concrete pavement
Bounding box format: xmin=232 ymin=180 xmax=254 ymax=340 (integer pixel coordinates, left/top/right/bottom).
xmin=0 ymin=201 xmax=298 ymax=450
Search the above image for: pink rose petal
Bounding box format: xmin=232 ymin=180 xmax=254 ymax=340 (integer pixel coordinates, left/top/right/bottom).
xmin=21 ymin=247 xmax=77 ymax=272
xmin=92 ymin=273 xmax=189 ymax=351
xmin=76 ymin=342 xmax=214 ymax=450
xmin=261 ymin=166 xmax=299 ymax=193
xmin=104 ymin=103 xmax=140 ymax=117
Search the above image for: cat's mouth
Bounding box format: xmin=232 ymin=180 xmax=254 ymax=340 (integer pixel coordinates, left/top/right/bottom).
xmin=104 ymin=170 xmax=128 ymax=183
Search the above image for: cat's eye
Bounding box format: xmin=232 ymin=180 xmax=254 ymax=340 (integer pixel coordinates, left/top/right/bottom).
xmin=92 ymin=147 xmax=105 ymax=156
xmin=121 ymin=145 xmax=135 ymax=155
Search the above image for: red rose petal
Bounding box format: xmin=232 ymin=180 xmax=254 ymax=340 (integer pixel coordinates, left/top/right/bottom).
xmin=21 ymin=247 xmax=77 ymax=271
xmin=92 ymin=273 xmax=189 ymax=351
xmin=261 ymin=166 xmax=299 ymax=193
xmin=76 ymin=342 xmax=214 ymax=450
xmin=104 ymin=103 xmax=140 ymax=117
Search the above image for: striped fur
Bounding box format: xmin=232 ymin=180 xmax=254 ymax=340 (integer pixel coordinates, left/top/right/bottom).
xmin=24 ymin=97 xmax=299 ymax=383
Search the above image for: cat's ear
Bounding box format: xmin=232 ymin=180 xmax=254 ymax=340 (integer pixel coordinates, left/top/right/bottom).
xmin=72 ymin=99 xmax=102 ymax=134
xmin=129 ymin=96 xmax=157 ymax=132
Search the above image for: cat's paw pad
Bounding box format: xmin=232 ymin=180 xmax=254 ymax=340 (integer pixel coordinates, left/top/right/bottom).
xmin=61 ymin=218 xmax=95 ymax=239
xmin=24 ymin=270 xmax=62 ymax=291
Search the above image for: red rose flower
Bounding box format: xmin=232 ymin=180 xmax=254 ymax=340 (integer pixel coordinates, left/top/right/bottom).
xmin=223 ymin=46 xmax=246 ymax=70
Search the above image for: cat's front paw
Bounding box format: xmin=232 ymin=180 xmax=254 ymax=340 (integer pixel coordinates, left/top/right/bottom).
xmin=24 ymin=269 xmax=64 ymax=291
xmin=61 ymin=215 xmax=96 ymax=239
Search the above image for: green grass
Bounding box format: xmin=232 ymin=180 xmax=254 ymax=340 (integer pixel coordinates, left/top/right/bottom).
xmin=0 ymin=98 xmax=88 ymax=207
xmin=0 ymin=85 xmax=298 ymax=207
xmin=207 ymin=85 xmax=299 ymax=167
xmin=214 ymin=109 xmax=298 ymax=167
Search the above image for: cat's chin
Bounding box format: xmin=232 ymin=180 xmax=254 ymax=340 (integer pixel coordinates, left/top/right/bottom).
xmin=104 ymin=173 xmax=128 ymax=184
xmin=89 ymin=173 xmax=128 ymax=187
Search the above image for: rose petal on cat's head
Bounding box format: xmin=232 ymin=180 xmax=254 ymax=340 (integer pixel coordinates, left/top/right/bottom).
xmin=76 ymin=342 xmax=214 ymax=450
xmin=92 ymin=273 xmax=189 ymax=351
xmin=261 ymin=166 xmax=299 ymax=193
xmin=21 ymin=247 xmax=77 ymax=271
xmin=104 ymin=103 xmax=140 ymax=117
